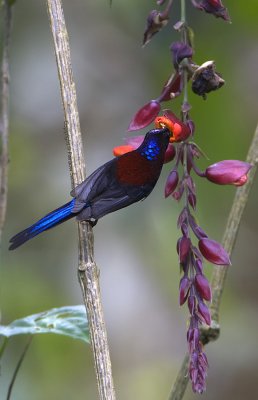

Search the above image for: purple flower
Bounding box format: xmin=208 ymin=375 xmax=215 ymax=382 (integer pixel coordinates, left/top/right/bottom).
xmin=195 ymin=274 xmax=212 ymax=301
xmin=199 ymin=238 xmax=231 ymax=265
xmin=170 ymin=41 xmax=193 ymax=70
xmin=179 ymin=276 xmax=191 ymax=305
xmin=143 ymin=10 xmax=169 ymax=46
xmin=205 ymin=160 xmax=252 ymax=186
xmin=198 ymin=301 xmax=211 ymax=325
xmin=191 ymin=0 xmax=230 ymax=22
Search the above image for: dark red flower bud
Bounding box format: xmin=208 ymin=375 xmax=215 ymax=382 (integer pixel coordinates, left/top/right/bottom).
xmin=205 ymin=160 xmax=252 ymax=186
xmin=191 ymin=0 xmax=230 ymax=22
xmin=195 ymin=274 xmax=212 ymax=301
xmin=128 ymin=100 xmax=161 ymax=131
xmin=198 ymin=301 xmax=211 ymax=325
xmin=179 ymin=276 xmax=191 ymax=305
xmin=178 ymin=236 xmax=191 ymax=263
xmin=192 ymin=61 xmax=225 ymax=99
xmin=199 ymin=238 xmax=231 ymax=265
xmin=170 ymin=41 xmax=193 ymax=70
xmin=143 ymin=10 xmax=169 ymax=46
xmin=165 ymin=170 xmax=179 ymax=197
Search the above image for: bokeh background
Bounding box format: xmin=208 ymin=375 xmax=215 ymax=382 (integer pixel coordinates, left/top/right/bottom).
xmin=1 ymin=1 xmax=258 ymax=399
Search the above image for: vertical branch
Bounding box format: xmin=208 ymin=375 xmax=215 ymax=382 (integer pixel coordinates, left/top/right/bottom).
xmin=46 ymin=1 xmax=116 ymax=399
xmin=0 ymin=0 xmax=13 ymax=244
xmin=210 ymin=123 xmax=258 ymax=323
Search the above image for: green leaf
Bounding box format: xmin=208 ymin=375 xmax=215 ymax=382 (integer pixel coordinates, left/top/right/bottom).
xmin=8 ymin=0 xmax=17 ymax=6
xmin=0 ymin=305 xmax=89 ymax=343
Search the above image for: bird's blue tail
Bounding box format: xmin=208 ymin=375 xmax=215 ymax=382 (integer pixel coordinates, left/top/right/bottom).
xmin=9 ymin=199 xmax=76 ymax=250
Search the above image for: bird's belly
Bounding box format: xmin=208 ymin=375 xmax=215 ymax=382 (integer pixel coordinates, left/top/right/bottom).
xmin=116 ymin=154 xmax=161 ymax=185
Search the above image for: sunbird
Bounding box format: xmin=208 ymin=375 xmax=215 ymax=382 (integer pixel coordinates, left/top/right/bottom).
xmin=9 ymin=127 xmax=170 ymax=250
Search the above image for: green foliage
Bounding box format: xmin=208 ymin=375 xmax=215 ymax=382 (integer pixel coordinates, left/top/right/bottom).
xmin=0 ymin=305 xmax=89 ymax=343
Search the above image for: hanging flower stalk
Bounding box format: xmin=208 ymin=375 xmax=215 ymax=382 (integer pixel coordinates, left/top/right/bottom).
xmin=113 ymin=0 xmax=251 ymax=394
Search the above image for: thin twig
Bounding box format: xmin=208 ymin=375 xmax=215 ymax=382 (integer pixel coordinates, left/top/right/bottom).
xmin=168 ymin=123 xmax=258 ymax=399
xmin=46 ymin=1 xmax=116 ymax=399
xmin=0 ymin=0 xmax=13 ymax=245
xmin=6 ymin=336 xmax=33 ymax=400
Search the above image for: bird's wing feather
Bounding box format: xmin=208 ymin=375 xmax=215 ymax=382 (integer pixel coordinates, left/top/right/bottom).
xmin=76 ymin=183 xmax=152 ymax=221
xmin=70 ymin=159 xmax=115 ymax=212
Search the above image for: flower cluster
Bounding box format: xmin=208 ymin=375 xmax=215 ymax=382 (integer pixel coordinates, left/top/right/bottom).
xmin=114 ymin=0 xmax=251 ymax=394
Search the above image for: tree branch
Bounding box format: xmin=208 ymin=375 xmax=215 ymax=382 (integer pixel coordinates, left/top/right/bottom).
xmin=168 ymin=124 xmax=258 ymax=399
xmin=46 ymin=1 xmax=116 ymax=399
xmin=0 ymin=0 xmax=13 ymax=245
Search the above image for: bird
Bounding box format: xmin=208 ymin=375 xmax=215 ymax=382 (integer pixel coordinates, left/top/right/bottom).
xmin=9 ymin=127 xmax=171 ymax=250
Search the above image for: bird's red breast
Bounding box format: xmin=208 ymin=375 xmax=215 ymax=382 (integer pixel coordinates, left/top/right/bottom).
xmin=116 ymin=152 xmax=162 ymax=185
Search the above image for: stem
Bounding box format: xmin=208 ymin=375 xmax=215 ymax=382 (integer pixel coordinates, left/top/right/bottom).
xmin=180 ymin=0 xmax=188 ymax=119
xmin=0 ymin=0 xmax=13 ymax=245
xmin=167 ymin=123 xmax=258 ymax=400
xmin=167 ymin=354 xmax=189 ymax=400
xmin=0 ymin=337 xmax=8 ymax=359
xmin=6 ymin=336 xmax=33 ymax=400
xmin=46 ymin=2 xmax=116 ymax=399
xmin=180 ymin=0 xmax=186 ymax=23
xmin=210 ymin=123 xmax=258 ymax=323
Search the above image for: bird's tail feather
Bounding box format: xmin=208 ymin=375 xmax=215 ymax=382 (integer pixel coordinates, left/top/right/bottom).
xmin=9 ymin=199 xmax=76 ymax=250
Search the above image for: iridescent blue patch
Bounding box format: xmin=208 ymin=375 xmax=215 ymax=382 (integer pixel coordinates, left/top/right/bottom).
xmin=141 ymin=139 xmax=160 ymax=160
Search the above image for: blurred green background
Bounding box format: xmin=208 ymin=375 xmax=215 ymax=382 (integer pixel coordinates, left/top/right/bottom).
xmin=1 ymin=0 xmax=258 ymax=399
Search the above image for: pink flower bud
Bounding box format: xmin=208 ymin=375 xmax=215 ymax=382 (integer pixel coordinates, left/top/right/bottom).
xmin=165 ymin=170 xmax=179 ymax=197
xmin=199 ymin=238 xmax=231 ymax=265
xmin=195 ymin=274 xmax=212 ymax=301
xmin=198 ymin=301 xmax=211 ymax=325
xmin=179 ymin=276 xmax=191 ymax=305
xmin=128 ymin=100 xmax=161 ymax=131
xmin=205 ymin=160 xmax=251 ymax=186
